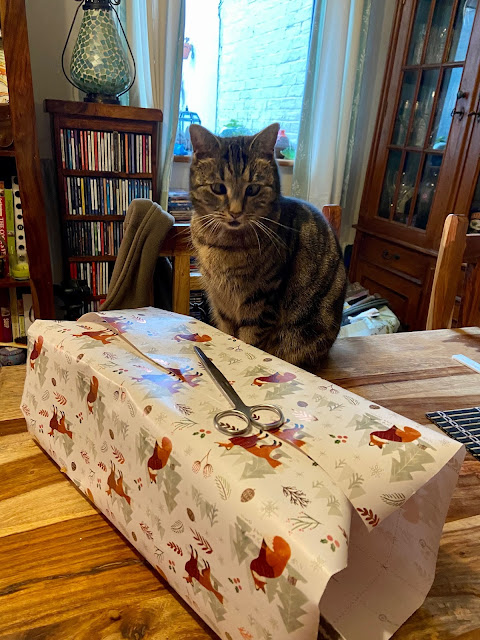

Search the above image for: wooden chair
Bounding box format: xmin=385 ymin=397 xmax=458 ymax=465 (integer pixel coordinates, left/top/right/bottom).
xmin=163 ymin=205 xmax=342 ymax=316
xmin=426 ymin=214 xmax=480 ymax=330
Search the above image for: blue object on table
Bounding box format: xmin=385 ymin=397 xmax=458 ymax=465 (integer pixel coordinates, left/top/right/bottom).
xmin=427 ymin=407 xmax=480 ymax=461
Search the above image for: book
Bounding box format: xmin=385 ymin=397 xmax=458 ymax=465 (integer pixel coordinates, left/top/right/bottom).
xmin=0 ymin=181 xmax=6 ymax=261
xmin=9 ymin=287 xmax=19 ymax=339
xmin=0 ymin=289 xmax=12 ymax=342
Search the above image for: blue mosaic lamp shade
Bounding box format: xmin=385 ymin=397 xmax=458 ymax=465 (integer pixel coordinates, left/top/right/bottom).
xmin=70 ymin=3 xmax=132 ymax=103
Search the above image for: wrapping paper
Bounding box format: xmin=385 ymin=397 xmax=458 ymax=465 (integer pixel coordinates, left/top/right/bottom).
xmin=21 ymin=308 xmax=464 ymax=640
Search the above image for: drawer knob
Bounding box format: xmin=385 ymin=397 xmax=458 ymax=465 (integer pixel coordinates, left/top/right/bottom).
xmin=381 ymin=250 xmax=400 ymax=261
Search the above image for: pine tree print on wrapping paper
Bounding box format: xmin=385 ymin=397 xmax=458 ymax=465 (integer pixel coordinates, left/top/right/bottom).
xmin=230 ymin=517 xmax=256 ymax=564
xmin=94 ymin=392 xmax=107 ymax=436
xmin=348 ymin=412 xmax=386 ymax=431
xmin=275 ymin=571 xmax=310 ymax=633
xmin=136 ymin=427 xmax=151 ymax=464
xmin=192 ymin=487 xmax=219 ymax=527
xmin=162 ymin=455 xmax=182 ymax=513
xmin=264 ymin=379 xmax=304 ymax=402
xmin=356 ymin=507 xmax=380 ymax=527
xmin=36 ymin=346 xmax=49 ymax=388
xmin=53 ymin=361 xmax=69 ymax=385
xmin=76 ymin=371 xmax=91 ymax=403
xmin=390 ymin=447 xmax=436 ymax=482
xmin=112 ymin=410 xmax=129 ymax=439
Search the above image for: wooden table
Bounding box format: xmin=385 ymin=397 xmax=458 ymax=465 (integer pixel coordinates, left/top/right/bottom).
xmin=1 ymin=328 xmax=479 ymax=639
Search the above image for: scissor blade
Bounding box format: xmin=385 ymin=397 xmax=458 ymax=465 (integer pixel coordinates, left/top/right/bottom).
xmin=194 ymin=347 xmax=243 ymax=407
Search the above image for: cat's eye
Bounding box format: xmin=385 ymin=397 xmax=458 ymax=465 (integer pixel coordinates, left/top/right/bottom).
xmin=211 ymin=183 xmax=227 ymax=195
xmin=245 ymin=184 xmax=261 ymax=197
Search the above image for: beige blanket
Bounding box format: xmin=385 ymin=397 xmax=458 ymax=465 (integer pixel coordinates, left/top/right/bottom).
xmin=100 ymin=198 xmax=174 ymax=311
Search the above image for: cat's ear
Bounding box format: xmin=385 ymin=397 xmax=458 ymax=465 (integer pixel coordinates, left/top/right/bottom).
xmin=189 ymin=125 xmax=219 ymax=156
xmin=250 ymin=123 xmax=280 ymax=157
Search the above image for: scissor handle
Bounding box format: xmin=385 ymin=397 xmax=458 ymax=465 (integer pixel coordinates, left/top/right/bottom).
xmin=214 ymin=404 xmax=285 ymax=436
xmin=215 ymin=409 xmax=250 ymax=435
xmin=249 ymin=404 xmax=285 ymax=430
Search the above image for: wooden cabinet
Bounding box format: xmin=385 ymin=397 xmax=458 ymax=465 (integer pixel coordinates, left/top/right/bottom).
xmin=0 ymin=0 xmax=54 ymax=319
xmin=350 ymin=0 xmax=480 ymax=330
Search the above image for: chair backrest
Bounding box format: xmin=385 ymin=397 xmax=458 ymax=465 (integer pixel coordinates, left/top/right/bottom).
xmin=322 ymin=204 xmax=341 ymax=238
xmin=426 ymin=214 xmax=480 ymax=330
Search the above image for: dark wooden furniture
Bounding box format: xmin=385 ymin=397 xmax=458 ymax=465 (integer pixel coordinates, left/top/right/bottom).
xmin=0 ymin=0 xmax=54 ymax=319
xmin=45 ymin=100 xmax=163 ymax=313
xmin=350 ymin=0 xmax=480 ymax=330
xmin=427 ymin=213 xmax=480 ymax=329
xmin=2 ymin=328 xmax=480 ymax=639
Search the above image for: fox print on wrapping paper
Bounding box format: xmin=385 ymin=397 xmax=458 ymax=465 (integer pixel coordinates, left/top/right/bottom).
xmin=250 ymin=536 xmax=291 ymax=592
xmin=87 ymin=376 xmax=99 ymax=414
xmin=369 ymin=425 xmax=421 ymax=449
xmin=29 ymin=335 xmax=43 ymax=370
xmin=147 ymin=437 xmax=173 ymax=483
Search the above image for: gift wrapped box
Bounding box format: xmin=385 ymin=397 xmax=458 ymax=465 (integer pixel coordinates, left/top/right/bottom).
xmin=21 ymin=308 xmax=464 ymax=640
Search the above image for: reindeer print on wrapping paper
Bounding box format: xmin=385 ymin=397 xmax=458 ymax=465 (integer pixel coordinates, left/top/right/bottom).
xmin=252 ymin=372 xmax=296 ymax=387
xmin=133 ymin=367 xmax=202 ymax=394
xmin=184 ymin=545 xmax=223 ymax=604
xmin=49 ymin=406 xmax=73 ymax=439
xmin=216 ymin=432 xmax=282 ymax=468
xmin=106 ymin=463 xmax=131 ymax=505
xmin=269 ymin=423 xmax=306 ymax=448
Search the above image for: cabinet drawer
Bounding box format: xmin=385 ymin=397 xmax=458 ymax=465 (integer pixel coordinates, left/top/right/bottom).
xmin=360 ymin=236 xmax=429 ymax=281
xmin=354 ymin=262 xmax=424 ymax=330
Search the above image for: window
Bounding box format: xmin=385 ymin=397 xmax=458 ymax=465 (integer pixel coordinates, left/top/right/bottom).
xmin=175 ymin=0 xmax=313 ymax=159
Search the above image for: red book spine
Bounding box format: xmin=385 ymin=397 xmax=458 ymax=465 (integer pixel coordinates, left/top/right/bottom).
xmin=0 ymin=289 xmax=13 ymax=342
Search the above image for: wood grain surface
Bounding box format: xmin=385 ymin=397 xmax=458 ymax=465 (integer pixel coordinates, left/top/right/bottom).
xmin=1 ymin=327 xmax=479 ymax=639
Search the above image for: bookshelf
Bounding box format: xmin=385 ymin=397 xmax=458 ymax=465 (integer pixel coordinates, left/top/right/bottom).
xmin=0 ymin=0 xmax=54 ymax=331
xmin=45 ymin=100 xmax=163 ymax=313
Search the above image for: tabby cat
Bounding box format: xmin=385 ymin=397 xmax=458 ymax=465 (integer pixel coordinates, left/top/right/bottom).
xmin=189 ymin=123 xmax=346 ymax=369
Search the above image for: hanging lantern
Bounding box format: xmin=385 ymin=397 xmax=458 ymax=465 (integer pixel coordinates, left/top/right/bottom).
xmin=62 ymin=0 xmax=135 ymax=104
xmin=175 ymin=107 xmax=201 ymax=155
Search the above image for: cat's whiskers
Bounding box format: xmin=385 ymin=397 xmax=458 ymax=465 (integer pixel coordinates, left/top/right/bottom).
xmin=248 ymin=221 xmax=262 ymax=254
xmin=251 ymin=219 xmax=284 ymax=257
xmin=259 ymin=216 xmax=299 ymax=233
xmin=254 ymin=219 xmax=288 ymax=251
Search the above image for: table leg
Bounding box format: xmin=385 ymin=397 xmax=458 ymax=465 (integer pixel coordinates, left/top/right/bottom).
xmin=172 ymin=253 xmax=191 ymax=316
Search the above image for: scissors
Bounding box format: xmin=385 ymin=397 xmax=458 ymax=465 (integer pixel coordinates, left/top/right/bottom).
xmin=194 ymin=347 xmax=285 ymax=436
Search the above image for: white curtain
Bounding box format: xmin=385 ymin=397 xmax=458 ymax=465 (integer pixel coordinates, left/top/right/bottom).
xmin=127 ymin=0 xmax=186 ymax=209
xmin=292 ymin=0 xmax=395 ymax=246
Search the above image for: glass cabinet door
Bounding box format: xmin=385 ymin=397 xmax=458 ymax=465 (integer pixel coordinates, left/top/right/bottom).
xmin=377 ymin=0 xmax=478 ymax=230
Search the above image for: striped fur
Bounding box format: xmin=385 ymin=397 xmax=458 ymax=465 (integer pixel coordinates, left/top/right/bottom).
xmin=189 ymin=123 xmax=346 ymax=369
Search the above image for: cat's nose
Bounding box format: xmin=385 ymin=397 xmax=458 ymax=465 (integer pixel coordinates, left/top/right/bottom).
xmin=229 ymin=211 xmax=242 ymax=220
